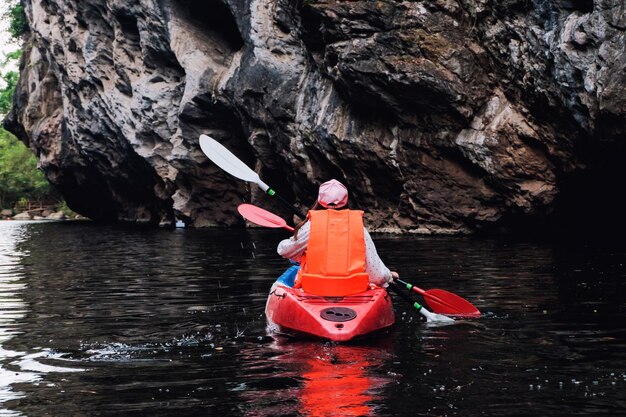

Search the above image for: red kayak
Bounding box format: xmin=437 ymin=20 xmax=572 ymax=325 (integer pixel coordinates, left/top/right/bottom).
xmin=265 ymin=283 xmax=395 ymax=342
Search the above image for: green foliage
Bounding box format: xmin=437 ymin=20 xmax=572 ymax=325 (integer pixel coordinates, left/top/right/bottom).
xmin=58 ymin=200 xmax=77 ymax=217
xmin=1 ymin=40 xmax=23 ymax=116
xmin=0 ymin=3 xmax=54 ymax=211
xmin=5 ymin=2 xmax=28 ymax=40
xmin=2 ymin=50 xmax=22 ymax=64
xmin=0 ymin=128 xmax=53 ymax=209
xmin=0 ymin=70 xmax=18 ymax=115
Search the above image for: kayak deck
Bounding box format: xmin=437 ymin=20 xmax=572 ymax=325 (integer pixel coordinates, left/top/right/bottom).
xmin=265 ymin=284 xmax=395 ymax=342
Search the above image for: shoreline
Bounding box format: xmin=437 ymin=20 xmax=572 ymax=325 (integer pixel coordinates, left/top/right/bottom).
xmin=0 ymin=209 xmax=86 ymax=221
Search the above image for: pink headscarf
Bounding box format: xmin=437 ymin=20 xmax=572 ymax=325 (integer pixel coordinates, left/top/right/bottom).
xmin=317 ymin=179 xmax=348 ymax=208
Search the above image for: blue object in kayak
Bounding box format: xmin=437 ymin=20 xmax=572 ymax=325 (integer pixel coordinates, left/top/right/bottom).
xmin=276 ymin=265 xmax=299 ymax=287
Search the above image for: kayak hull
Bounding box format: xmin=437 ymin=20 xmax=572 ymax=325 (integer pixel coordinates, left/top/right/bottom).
xmin=265 ymin=284 xmax=395 ymax=342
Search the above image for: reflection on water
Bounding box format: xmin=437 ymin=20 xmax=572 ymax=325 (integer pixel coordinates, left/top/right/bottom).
xmin=0 ymin=221 xmax=625 ymax=416
xmin=0 ymin=222 xmax=86 ymax=415
xmin=296 ymin=342 xmax=390 ymax=417
xmin=234 ymin=338 xmax=394 ymax=417
xmin=278 ymin=340 xmax=391 ymax=417
xmin=0 ymin=222 xmax=39 ymax=409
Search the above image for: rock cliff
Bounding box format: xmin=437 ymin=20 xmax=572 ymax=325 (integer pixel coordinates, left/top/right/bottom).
xmin=4 ymin=0 xmax=625 ymax=233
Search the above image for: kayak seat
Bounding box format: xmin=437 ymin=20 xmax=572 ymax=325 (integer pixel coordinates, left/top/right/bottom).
xmin=276 ymin=265 xmax=299 ymax=287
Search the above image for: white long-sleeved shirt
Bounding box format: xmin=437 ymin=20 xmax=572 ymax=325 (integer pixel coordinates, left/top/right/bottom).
xmin=276 ymin=221 xmax=393 ymax=287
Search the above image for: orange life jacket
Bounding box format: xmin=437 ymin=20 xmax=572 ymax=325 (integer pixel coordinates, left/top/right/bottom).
xmin=297 ymin=209 xmax=369 ymax=296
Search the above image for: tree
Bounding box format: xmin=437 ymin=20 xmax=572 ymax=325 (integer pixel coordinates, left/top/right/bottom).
xmin=5 ymin=1 xmax=28 ymax=40
xmin=0 ymin=128 xmax=53 ymax=209
xmin=0 ymin=70 xmax=18 ymax=115
xmin=1 ymin=0 xmax=25 ymax=116
xmin=0 ymin=1 xmax=53 ymax=210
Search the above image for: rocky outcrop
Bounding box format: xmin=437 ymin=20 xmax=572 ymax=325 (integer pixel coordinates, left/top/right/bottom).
xmin=3 ymin=0 xmax=625 ymax=233
xmin=3 ymin=209 xmax=71 ymax=220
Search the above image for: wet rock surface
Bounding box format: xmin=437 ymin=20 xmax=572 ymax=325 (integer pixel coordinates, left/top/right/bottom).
xmin=3 ymin=0 xmax=625 ymax=233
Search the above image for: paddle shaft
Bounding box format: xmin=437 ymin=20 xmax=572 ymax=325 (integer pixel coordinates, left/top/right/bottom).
xmin=271 ymin=191 xmax=306 ymax=220
xmin=388 ymin=282 xmax=455 ymax=323
xmin=387 ymin=282 xmax=425 ymax=312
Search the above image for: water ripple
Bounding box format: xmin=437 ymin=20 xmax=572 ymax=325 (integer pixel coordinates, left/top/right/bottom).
xmin=1 ymin=222 xmax=626 ymax=416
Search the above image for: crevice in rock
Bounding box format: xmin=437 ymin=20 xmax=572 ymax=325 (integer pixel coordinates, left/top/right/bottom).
xmin=174 ymin=0 xmax=244 ymax=52
xmin=559 ymin=0 xmax=594 ymax=14
xmin=440 ymin=146 xmax=495 ymax=184
xmin=115 ymin=11 xmax=141 ymax=42
xmin=595 ymin=113 xmax=626 ymax=143
xmin=143 ymin=45 xmax=184 ymax=72
xmin=77 ymin=1 xmax=114 ymax=37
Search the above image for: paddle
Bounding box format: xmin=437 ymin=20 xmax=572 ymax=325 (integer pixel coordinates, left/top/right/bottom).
xmin=199 ymin=135 xmax=306 ymax=219
xmin=237 ymin=204 xmax=294 ymax=232
xmin=388 ymin=282 xmax=454 ymax=324
xmin=395 ymin=278 xmax=481 ymax=318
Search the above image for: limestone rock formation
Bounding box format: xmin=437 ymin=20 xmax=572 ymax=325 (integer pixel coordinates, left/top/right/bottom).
xmin=4 ymin=0 xmax=625 ymax=233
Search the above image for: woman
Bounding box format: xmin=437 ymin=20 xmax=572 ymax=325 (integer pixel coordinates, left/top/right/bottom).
xmin=277 ymin=179 xmax=398 ymax=295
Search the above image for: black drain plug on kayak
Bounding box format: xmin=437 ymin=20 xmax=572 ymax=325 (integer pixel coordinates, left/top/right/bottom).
xmin=320 ymin=307 xmax=357 ymax=322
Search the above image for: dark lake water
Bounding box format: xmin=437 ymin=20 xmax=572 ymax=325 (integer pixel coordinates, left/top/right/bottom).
xmin=0 ymin=220 xmax=625 ymax=416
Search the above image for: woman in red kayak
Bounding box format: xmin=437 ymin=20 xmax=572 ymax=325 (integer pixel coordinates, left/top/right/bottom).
xmin=277 ymin=179 xmax=398 ymax=295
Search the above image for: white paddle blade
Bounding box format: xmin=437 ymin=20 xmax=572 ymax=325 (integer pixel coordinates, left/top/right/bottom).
xmin=421 ymin=308 xmax=455 ymax=324
xmin=199 ymin=135 xmax=270 ymax=192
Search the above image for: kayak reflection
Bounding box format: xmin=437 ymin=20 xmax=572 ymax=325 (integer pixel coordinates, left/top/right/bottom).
xmin=271 ymin=338 xmax=393 ymax=417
